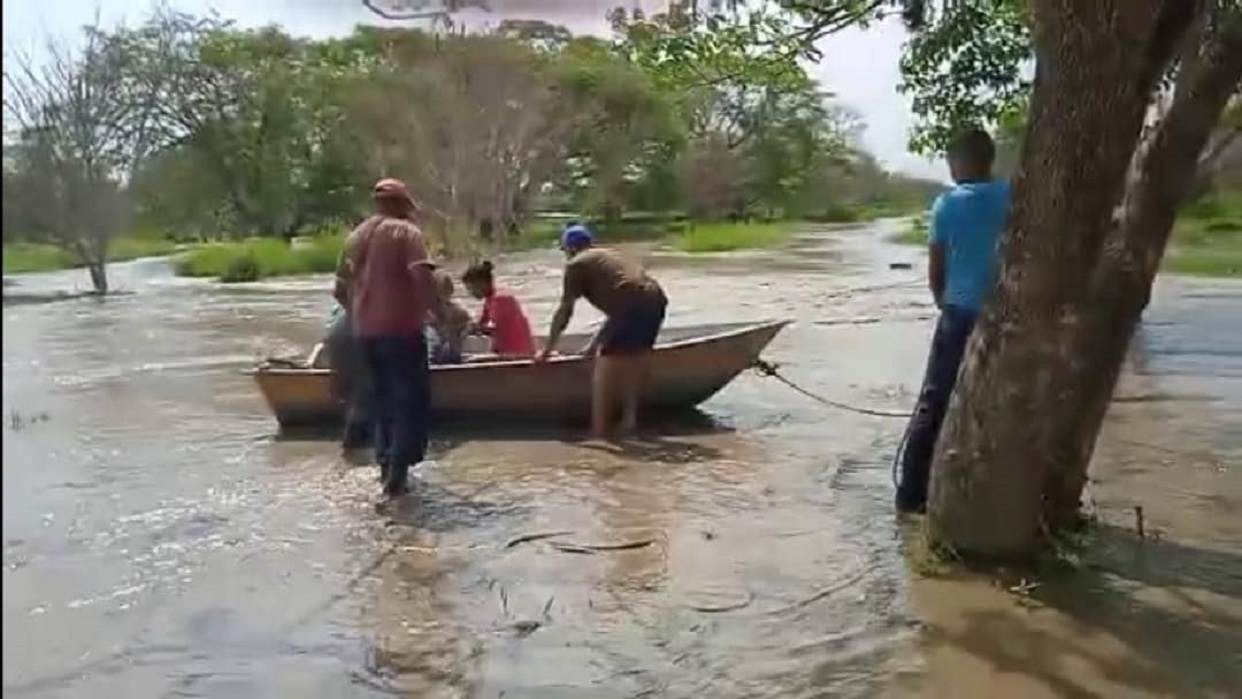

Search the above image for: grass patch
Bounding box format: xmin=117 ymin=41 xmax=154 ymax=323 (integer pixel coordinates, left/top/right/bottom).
xmin=805 ymin=200 xmax=927 ymax=225
xmin=503 ymin=213 xmax=684 ymax=251
xmin=1165 ymin=192 xmax=1242 ymax=278
xmin=2 ymin=243 xmax=74 ymax=274
xmin=805 ymin=203 xmax=868 ymax=224
xmin=511 ymin=216 xmax=790 ymax=254
xmin=900 ymin=519 xmax=958 ymax=578
xmin=1162 ymin=249 xmax=1242 ymax=277
xmin=173 ymin=235 xmax=344 ymax=283
xmin=672 ymin=221 xmax=793 ymax=253
xmin=3 ymin=237 xmax=179 ymax=274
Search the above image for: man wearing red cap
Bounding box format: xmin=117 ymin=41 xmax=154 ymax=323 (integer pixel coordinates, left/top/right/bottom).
xmin=335 ymin=178 xmax=440 ymax=496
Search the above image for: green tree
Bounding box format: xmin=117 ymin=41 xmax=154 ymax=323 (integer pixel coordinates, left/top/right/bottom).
xmin=549 ymin=36 xmax=683 ymax=221
xmin=345 ymin=27 xmax=590 ymax=247
xmin=3 ymin=25 xmax=160 ymax=293
xmin=610 ymin=1 xmax=852 ymax=219
xmin=106 ymin=12 xmax=371 ymax=241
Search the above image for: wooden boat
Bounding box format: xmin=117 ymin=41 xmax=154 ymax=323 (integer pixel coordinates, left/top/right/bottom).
xmin=250 ymin=319 xmax=790 ymax=429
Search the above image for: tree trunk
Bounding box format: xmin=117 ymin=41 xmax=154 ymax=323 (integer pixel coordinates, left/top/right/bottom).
xmin=86 ymin=260 xmax=109 ymax=295
xmin=1041 ymin=10 xmax=1242 ymax=527
xmin=926 ymin=0 xmax=1182 ymax=558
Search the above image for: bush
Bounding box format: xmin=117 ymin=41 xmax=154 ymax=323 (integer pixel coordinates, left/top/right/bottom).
xmin=1204 ymin=218 xmax=1242 ymax=233
xmin=3 ymin=243 xmax=76 ymax=273
xmin=673 ymin=221 xmax=793 ymax=253
xmin=807 ymin=203 xmax=865 ymax=223
xmin=219 ymin=252 xmax=261 ymax=282
xmin=173 ymin=234 xmax=344 ymax=282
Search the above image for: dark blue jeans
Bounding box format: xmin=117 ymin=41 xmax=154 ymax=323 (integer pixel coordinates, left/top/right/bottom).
xmin=896 ymin=305 xmax=978 ymax=511
xmin=341 ymin=399 xmax=373 ymax=451
xmin=361 ymin=334 xmax=431 ymax=493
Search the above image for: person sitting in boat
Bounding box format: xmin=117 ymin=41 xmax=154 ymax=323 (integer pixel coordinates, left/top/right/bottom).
xmin=461 ymin=259 xmax=536 ymax=359
xmin=315 ymin=302 xmax=373 ymax=459
xmin=428 ymin=269 xmax=471 ymax=365
xmin=536 ymin=223 xmax=668 ymax=440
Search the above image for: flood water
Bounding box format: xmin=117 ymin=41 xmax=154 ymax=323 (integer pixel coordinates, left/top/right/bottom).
xmin=4 ymin=222 xmax=1240 ymax=698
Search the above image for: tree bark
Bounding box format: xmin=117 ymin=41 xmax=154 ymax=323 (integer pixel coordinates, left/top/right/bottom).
xmin=86 ymin=261 xmax=109 ymax=295
xmin=926 ymin=0 xmax=1186 ymax=558
xmin=1040 ymin=10 xmax=1242 ymax=526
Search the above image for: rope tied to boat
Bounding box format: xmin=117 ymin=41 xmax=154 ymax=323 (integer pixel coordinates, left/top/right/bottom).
xmin=750 ymin=359 xmax=913 ymax=419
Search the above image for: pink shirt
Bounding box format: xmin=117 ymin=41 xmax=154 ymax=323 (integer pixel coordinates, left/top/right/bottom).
xmin=336 ymin=215 xmax=432 ymax=338
xmin=480 ymin=290 xmax=536 ymax=357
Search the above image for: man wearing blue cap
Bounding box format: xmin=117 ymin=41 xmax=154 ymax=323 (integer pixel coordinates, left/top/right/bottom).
xmin=537 ymin=223 xmax=668 ymax=439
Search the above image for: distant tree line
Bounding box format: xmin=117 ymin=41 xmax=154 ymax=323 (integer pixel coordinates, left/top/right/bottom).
xmin=2 ymin=2 xmax=942 ymax=292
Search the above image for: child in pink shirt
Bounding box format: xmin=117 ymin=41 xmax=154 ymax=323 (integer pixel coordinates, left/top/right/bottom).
xmin=461 ymin=260 xmax=537 ymax=359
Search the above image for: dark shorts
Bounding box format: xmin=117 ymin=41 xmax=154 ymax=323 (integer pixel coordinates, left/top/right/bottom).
xmin=600 ymin=297 xmax=667 ymax=356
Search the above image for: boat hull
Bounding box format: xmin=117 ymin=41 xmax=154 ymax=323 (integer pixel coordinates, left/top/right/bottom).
xmin=251 ymin=320 xmax=789 ymax=428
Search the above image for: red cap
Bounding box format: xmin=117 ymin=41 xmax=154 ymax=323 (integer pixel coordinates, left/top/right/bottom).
xmin=373 ymin=178 xmax=418 ymax=210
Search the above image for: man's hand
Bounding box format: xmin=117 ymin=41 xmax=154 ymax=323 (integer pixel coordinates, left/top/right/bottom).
xmin=534 ymin=348 xmax=555 ymax=363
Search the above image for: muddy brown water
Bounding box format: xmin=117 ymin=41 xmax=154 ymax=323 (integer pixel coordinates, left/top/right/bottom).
xmin=4 ymin=222 xmax=1240 ymax=698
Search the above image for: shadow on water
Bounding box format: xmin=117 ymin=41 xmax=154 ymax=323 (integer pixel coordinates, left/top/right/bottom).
xmin=276 ymin=408 xmax=735 ymax=461
xmin=919 ymin=524 xmax=1242 ymax=699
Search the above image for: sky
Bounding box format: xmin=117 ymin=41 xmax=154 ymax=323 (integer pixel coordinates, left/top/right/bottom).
xmin=2 ymin=0 xmax=947 ymax=180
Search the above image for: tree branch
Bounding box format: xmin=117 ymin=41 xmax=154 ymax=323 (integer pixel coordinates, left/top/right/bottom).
xmin=1102 ymin=7 xmax=1242 ymax=289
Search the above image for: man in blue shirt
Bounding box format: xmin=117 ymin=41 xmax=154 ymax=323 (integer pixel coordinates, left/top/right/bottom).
xmin=896 ymin=128 xmax=1011 ymax=514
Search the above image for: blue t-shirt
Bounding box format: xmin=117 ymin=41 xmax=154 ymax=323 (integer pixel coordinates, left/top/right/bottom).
xmin=929 ymin=180 xmax=1011 ymax=312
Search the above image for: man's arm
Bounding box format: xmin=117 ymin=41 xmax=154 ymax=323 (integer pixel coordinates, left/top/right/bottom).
xmin=540 ymin=266 xmax=581 ymax=359
xmin=401 ymin=225 xmax=443 ymax=325
xmin=334 ymin=231 xmax=359 ymax=306
xmin=472 ymin=300 xmax=493 ymax=336
xmin=927 ymin=197 xmax=948 ymax=307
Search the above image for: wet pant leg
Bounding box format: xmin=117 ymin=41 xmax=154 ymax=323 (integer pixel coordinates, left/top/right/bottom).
xmin=341 ymin=386 xmax=373 ymax=451
xmin=896 ymin=305 xmax=977 ymax=512
xmin=364 ymin=334 xmax=431 ymax=494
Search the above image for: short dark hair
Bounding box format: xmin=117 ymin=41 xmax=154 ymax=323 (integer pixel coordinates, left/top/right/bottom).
xmin=949 ymin=128 xmax=996 ymax=167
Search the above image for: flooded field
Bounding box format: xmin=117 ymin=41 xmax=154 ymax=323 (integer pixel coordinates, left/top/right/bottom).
xmin=4 ymin=222 xmax=1239 ymax=698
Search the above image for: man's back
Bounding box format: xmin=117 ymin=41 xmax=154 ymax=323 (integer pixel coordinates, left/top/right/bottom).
xmin=930 ymin=180 xmax=1011 ymax=312
xmin=564 ymin=248 xmax=664 ymax=316
xmin=340 ymin=215 xmax=430 ymax=337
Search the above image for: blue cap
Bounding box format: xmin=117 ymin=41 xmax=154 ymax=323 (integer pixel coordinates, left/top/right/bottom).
xmin=560 ymin=223 xmax=593 ymax=250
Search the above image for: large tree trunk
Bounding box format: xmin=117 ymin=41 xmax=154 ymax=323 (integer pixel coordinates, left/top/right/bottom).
xmin=926 ymin=0 xmax=1196 ymax=558
xmin=1041 ymin=11 xmax=1242 ymax=527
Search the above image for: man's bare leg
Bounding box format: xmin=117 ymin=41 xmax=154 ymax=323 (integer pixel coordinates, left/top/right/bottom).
xmin=591 ymin=354 xmax=617 ymax=440
xmin=618 ymin=352 xmax=651 ymax=435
